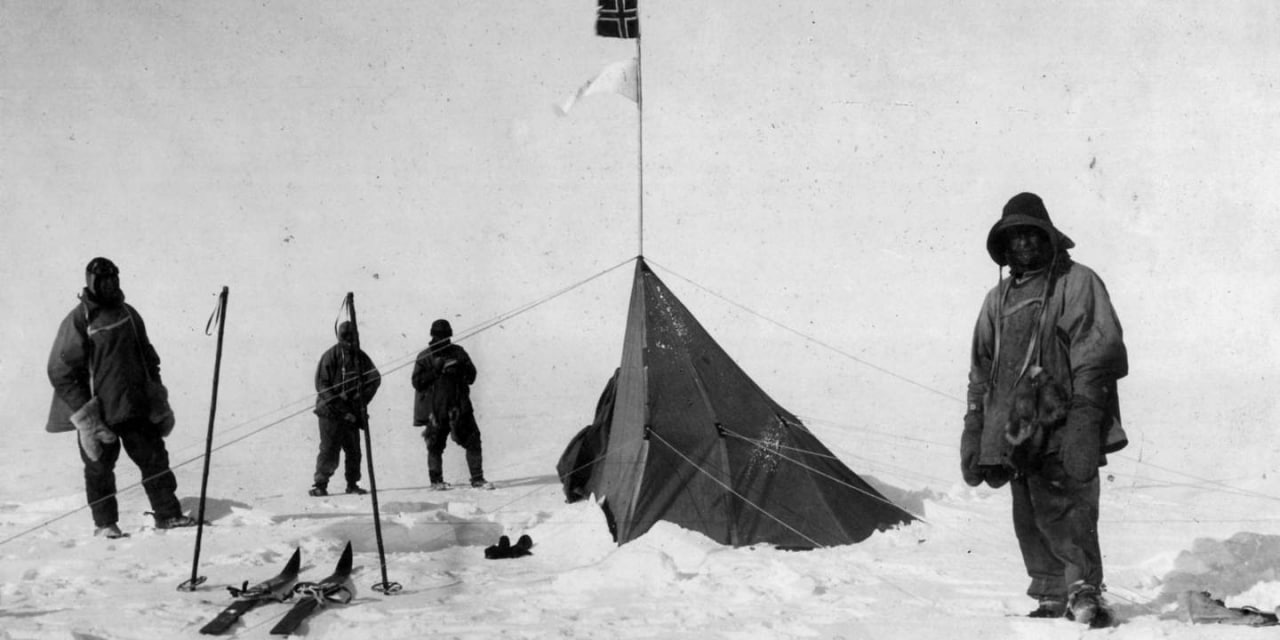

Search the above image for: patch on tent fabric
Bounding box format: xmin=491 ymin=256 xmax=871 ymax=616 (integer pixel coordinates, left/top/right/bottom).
xmin=746 ymin=418 xmax=786 ymax=472
xmin=651 ymin=288 xmax=691 ymax=342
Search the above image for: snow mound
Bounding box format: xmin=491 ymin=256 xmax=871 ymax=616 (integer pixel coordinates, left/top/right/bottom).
xmin=1161 ymin=532 xmax=1280 ymax=603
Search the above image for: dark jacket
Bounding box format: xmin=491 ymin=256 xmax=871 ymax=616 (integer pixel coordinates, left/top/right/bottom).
xmin=47 ymin=291 xmax=162 ymax=432
xmin=411 ymin=339 xmax=476 ymax=427
xmin=314 ymin=342 xmax=381 ymax=420
xmin=967 ymin=259 xmax=1128 ymax=468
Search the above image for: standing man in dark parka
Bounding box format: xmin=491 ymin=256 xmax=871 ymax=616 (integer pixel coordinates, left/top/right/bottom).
xmin=962 ymin=193 xmax=1128 ymax=628
xmin=310 ymin=320 xmax=381 ymax=497
xmin=412 ymin=319 xmax=491 ymax=490
xmin=47 ymin=257 xmax=196 ymax=538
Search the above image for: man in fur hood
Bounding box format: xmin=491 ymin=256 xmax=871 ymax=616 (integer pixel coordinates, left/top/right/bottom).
xmin=310 ymin=320 xmax=381 ymax=497
xmin=46 ymin=257 xmax=196 ymax=538
xmin=963 ymin=193 xmax=1128 ymax=627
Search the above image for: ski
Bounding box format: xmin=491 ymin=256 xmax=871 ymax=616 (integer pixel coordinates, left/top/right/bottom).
xmin=269 ymin=542 xmax=354 ymax=636
xmin=198 ymin=547 xmax=302 ymax=635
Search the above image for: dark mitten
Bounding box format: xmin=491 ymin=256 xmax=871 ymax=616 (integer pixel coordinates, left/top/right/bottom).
xmin=342 ymin=409 xmax=362 ymax=427
xmin=960 ymin=411 xmax=983 ymax=486
xmin=484 ymin=535 xmax=512 ymax=559
xmin=326 ymin=396 xmax=352 ymax=419
xmin=1060 ymin=396 xmax=1104 ymax=481
xmin=147 ymin=381 xmax=175 ymax=437
xmin=510 ymin=534 xmax=533 ymax=558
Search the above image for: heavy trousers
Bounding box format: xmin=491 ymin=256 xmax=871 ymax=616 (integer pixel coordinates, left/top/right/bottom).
xmin=313 ymin=416 xmax=362 ymax=488
xmin=423 ymin=413 xmax=483 ymax=484
xmin=1011 ymin=456 xmax=1103 ymax=601
xmin=80 ymin=416 xmax=182 ymax=527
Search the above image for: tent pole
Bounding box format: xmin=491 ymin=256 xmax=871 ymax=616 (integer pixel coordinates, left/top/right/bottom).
xmin=636 ymin=35 xmax=644 ymax=257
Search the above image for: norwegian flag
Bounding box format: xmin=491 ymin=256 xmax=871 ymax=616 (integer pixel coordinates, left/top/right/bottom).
xmin=596 ymin=0 xmax=638 ymax=39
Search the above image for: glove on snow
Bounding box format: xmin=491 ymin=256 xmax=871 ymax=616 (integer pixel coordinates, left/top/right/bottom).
xmin=960 ymin=411 xmax=983 ymax=487
xmin=70 ymin=397 xmax=116 ymax=461
xmin=484 ymin=534 xmax=533 ymax=560
xmin=147 ymin=381 xmax=175 ymax=437
xmin=1059 ymin=396 xmax=1104 ymax=482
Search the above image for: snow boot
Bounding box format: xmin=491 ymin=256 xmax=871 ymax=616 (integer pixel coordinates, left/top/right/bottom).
xmin=1028 ymin=598 xmax=1065 ymax=618
xmin=1066 ymin=585 xmax=1113 ymax=628
xmin=94 ymin=523 xmax=127 ymax=539
xmin=155 ymin=515 xmax=198 ymax=530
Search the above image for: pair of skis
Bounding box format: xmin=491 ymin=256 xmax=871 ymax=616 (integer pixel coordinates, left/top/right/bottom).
xmin=198 ymin=542 xmax=354 ymax=636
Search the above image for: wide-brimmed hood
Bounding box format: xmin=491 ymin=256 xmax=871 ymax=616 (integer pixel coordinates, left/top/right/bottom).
xmin=986 ymin=192 xmax=1075 ymax=266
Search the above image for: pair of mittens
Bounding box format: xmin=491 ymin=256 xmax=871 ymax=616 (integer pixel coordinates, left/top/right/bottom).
xmin=484 ymin=534 xmax=533 ymax=559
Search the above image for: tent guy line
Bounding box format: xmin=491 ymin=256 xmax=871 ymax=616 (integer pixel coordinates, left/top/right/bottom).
xmin=719 ymin=427 xmax=929 ymax=521
xmin=646 ymin=258 xmax=963 ymax=405
xmin=0 ymin=400 xmax=315 ymax=548
xmin=801 ymin=415 xmax=953 ymax=449
xmin=158 ymin=257 xmax=638 ymax=467
xmin=657 ymin=426 xmax=940 ymax=611
xmin=714 ymin=428 xmax=1048 ymax=555
xmin=166 ymin=252 xmax=948 ymax=477
xmin=645 ymin=429 xmax=829 ymax=550
xmin=4 ymin=261 xmax=634 ymax=548
xmin=1110 ymin=453 xmax=1280 ymax=505
xmin=0 ymin=257 xmax=637 ymax=547
xmin=364 ymin=256 xmax=638 ymax=379
xmin=656 ymin=425 xmax=938 ymax=607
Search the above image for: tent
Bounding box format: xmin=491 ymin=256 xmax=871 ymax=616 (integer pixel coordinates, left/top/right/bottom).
xmin=558 ymin=258 xmax=916 ymax=548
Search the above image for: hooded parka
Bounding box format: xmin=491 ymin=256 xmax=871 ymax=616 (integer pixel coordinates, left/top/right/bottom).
xmin=47 ymin=291 xmax=162 ymax=432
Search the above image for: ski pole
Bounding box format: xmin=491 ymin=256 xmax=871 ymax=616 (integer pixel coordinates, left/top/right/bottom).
xmin=342 ymin=292 xmax=401 ymax=594
xmin=180 ymin=285 xmax=228 ymax=592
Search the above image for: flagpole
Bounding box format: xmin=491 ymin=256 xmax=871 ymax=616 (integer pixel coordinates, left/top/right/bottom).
xmin=636 ymin=35 xmax=644 ymax=258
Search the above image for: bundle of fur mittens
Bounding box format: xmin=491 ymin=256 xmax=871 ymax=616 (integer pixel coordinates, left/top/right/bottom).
xmin=1004 ymin=365 xmax=1070 ymax=472
xmin=70 ymin=397 xmax=117 ymax=461
xmin=484 ymin=534 xmax=533 ymax=559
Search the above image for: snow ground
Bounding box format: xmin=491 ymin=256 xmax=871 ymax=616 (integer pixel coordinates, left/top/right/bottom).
xmin=3 ymin=397 xmax=1279 ymax=639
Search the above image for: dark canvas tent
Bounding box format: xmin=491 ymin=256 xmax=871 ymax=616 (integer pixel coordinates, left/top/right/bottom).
xmin=558 ymin=258 xmax=916 ymax=548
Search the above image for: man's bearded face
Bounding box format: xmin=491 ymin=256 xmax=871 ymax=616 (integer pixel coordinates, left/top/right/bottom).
xmin=1005 ymin=226 xmax=1052 ymax=273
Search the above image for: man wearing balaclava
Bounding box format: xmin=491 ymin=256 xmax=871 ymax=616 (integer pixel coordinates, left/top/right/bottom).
xmin=46 ymin=257 xmax=196 ymax=539
xmin=310 ymin=320 xmax=381 ymax=497
xmin=963 ymin=193 xmax=1128 ymax=628
xmin=411 ymin=319 xmax=491 ymax=490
